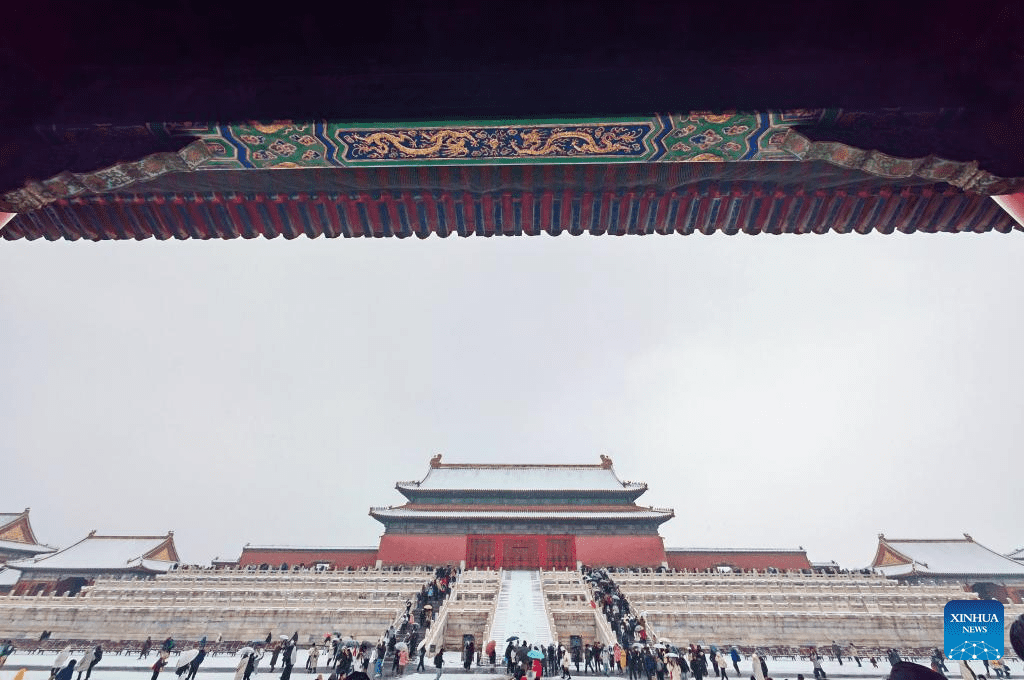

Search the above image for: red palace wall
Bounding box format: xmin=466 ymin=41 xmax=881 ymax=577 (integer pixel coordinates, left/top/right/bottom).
xmin=377 ymin=534 xmax=468 ymax=567
xmin=665 ymin=550 xmax=810 ymax=571
xmin=239 ymin=548 xmax=379 ymax=570
xmin=576 ymin=535 xmax=667 ymax=568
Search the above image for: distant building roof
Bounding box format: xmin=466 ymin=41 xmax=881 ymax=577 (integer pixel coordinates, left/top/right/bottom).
xmin=0 ymin=508 xmax=55 ymax=559
xmin=8 ymin=531 xmax=179 ymax=574
xmin=397 ymin=455 xmax=645 ymax=494
xmin=871 ymin=534 xmax=1024 ymax=578
xmin=0 ymin=567 xmax=21 ymax=588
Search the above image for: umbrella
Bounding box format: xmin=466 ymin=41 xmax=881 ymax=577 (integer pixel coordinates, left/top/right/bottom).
xmin=395 ymin=643 xmax=409 ymax=652
xmin=890 ymin=662 xmax=946 ymax=680
xmin=528 ymin=650 xmax=545 ymax=660
xmin=659 ymin=640 xmax=671 ymax=645
xmin=177 ymin=650 xmax=200 ymax=670
xmin=507 ymin=636 xmax=519 ymax=642
xmin=666 ymin=654 xmax=679 ymax=659
xmin=486 ymin=641 xmax=496 ymax=654
xmin=344 ymin=639 xmax=358 ymax=648
xmin=279 ymin=636 xmax=291 ymax=641
xmin=349 ymin=673 xmax=370 ymax=680
xmin=54 ymin=646 xmax=75 ymax=669
xmin=1012 ymin=614 xmax=1024 ymax=660
xmin=423 ymin=604 xmax=433 ymax=609
xmin=238 ymin=647 xmax=255 ymax=657
xmin=632 ymin=644 xmax=644 ymax=649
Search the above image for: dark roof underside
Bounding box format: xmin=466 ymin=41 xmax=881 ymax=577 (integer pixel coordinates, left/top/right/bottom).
xmin=5 ymin=162 xmax=1015 ymax=241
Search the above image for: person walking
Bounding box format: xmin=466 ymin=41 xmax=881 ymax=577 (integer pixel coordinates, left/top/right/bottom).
xmin=715 ymin=651 xmax=727 ymax=680
xmin=562 ymin=647 xmax=573 ymax=680
xmin=729 ymin=649 xmax=740 ymax=677
xmin=270 ymin=644 xmax=281 ymax=673
xmin=398 ymin=648 xmax=409 ymax=676
xmin=187 ymin=649 xmax=207 ymax=680
xmin=307 ymin=645 xmax=319 ymax=673
xmin=140 ymin=638 xmax=153 ymax=660
xmin=750 ymin=652 xmax=764 ymax=680
xmin=281 ymin=642 xmax=296 ymax=680
xmin=586 ymin=646 xmax=594 ymax=674
xmin=234 ymin=653 xmax=249 ymax=680
xmin=151 ymin=657 xmax=167 ymax=680
xmin=433 ymin=647 xmax=445 ymax=680
xmin=243 ymin=651 xmax=260 ymax=680
xmin=417 ymin=645 xmax=426 ymax=672
xmin=690 ymin=652 xmax=706 ymax=680
xmin=811 ymin=652 xmax=826 ymax=680
xmin=76 ymin=647 xmax=95 ymax=680
xmin=831 ymin=643 xmax=843 ymax=667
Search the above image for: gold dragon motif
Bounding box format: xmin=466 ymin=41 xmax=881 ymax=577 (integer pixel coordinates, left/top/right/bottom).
xmin=510 ymin=127 xmax=641 ymax=156
xmin=348 ymin=130 xmax=478 ymax=158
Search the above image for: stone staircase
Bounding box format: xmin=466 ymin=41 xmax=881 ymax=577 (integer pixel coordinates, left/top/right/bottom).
xmin=489 ymin=570 xmax=554 ymax=646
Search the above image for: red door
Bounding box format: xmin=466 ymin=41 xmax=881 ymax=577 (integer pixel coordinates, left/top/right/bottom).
xmin=502 ymin=538 xmax=539 ymax=569
xmin=546 ymin=538 xmax=573 ymax=569
xmin=468 ymin=538 xmax=497 ymax=569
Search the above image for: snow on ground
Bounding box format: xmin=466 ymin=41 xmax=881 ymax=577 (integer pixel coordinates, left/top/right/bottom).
xmin=0 ymin=651 xmax=1011 ymax=680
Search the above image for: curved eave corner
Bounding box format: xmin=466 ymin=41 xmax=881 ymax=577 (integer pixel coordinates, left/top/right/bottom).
xmin=993 ymin=193 xmax=1024 ymax=228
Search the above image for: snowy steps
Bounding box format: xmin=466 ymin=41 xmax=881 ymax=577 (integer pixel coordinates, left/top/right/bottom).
xmin=488 ymin=570 xmax=554 ymax=647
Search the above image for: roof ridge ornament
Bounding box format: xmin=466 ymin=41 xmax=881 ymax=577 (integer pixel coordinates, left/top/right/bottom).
xmin=600 ymin=454 xmax=613 ymax=469
xmin=430 ymin=454 xmax=443 ymax=468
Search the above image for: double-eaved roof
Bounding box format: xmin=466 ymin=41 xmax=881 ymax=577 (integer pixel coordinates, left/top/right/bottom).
xmin=871 ymin=534 xmax=1024 ymax=578
xmin=8 ymin=530 xmax=179 ymax=575
xmin=376 ymin=455 xmax=674 ymax=527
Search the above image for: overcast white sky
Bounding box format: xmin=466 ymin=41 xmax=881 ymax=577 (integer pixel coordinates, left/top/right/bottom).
xmin=1 ymin=231 xmax=1020 ymax=568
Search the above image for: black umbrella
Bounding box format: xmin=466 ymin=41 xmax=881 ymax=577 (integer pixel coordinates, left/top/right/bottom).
xmin=889 ymin=662 xmax=947 ymax=680
xmin=507 ymin=636 xmax=519 ymax=642
xmin=1011 ymin=614 xmax=1024 ymax=661
xmin=348 ymin=672 xmax=370 ymax=680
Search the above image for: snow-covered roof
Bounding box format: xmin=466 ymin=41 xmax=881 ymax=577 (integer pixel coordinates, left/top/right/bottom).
xmin=0 ymin=514 xmax=21 ymax=526
xmin=0 ymin=567 xmax=21 ymax=587
xmin=397 ymin=457 xmax=645 ymax=493
xmin=0 ymin=538 xmax=54 ymax=555
xmin=371 ymin=507 xmax=673 ymax=520
xmin=1008 ymin=547 xmax=1024 ymax=562
xmin=872 ymin=535 xmax=1024 ymax=577
xmin=8 ymin=532 xmax=178 ymax=573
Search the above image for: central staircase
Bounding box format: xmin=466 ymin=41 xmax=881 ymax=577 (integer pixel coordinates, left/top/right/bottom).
xmin=489 ymin=570 xmax=554 ymax=646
